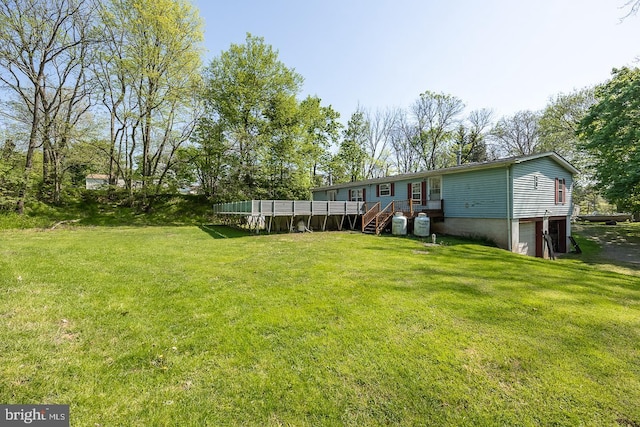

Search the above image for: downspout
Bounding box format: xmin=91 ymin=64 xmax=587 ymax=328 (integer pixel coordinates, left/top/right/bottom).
xmin=506 ymin=165 xmax=512 ymax=252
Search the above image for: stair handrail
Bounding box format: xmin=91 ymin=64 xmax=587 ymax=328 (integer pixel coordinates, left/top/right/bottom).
xmin=374 ymin=201 xmax=395 ymax=234
xmin=361 ymin=202 xmax=381 ymax=232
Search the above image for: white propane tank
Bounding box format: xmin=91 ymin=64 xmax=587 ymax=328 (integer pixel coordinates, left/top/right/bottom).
xmin=391 ymin=212 xmax=407 ymax=236
xmin=414 ymin=212 xmax=430 ymax=237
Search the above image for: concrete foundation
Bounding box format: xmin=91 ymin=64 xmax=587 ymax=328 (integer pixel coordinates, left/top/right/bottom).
xmin=431 ymin=218 xmax=510 ymax=249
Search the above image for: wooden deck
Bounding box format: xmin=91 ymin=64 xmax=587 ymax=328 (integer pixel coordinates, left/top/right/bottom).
xmin=213 ymin=199 xmax=444 ymax=234
xmin=212 ymin=200 xmax=366 ymax=233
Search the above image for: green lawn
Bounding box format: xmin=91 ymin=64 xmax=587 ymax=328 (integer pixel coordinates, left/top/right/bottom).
xmin=1 ymin=225 xmax=639 ymax=426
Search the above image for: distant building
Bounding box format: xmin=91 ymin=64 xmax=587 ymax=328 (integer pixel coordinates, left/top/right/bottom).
xmin=85 ymin=174 xmax=125 ymax=190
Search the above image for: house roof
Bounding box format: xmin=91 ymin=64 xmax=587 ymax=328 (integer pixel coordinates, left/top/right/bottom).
xmin=311 ymin=151 xmax=579 ymax=191
xmin=86 ymin=174 xmax=110 ymax=180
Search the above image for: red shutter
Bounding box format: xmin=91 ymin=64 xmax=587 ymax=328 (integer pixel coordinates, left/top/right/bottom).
xmin=348 ymin=189 xmax=352 ymax=201
xmin=390 ymin=183 xmax=395 ymax=197
xmin=421 ymin=181 xmax=427 ymax=205
xmin=362 ymin=188 xmax=366 ymax=202
xmin=555 ymin=178 xmax=559 ymax=205
xmin=376 ymin=184 xmax=380 ymax=197
xmin=408 ymin=183 xmax=412 ymax=200
xmin=562 ymin=179 xmax=566 ymax=205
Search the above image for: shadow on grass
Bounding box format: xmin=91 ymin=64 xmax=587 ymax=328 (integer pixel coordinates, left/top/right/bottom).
xmin=375 ymin=232 xmax=498 ymax=248
xmin=198 ymin=224 xmax=252 ymax=239
xmin=0 ymin=198 xmax=217 ymax=230
xmin=568 ymin=224 xmax=640 ymax=276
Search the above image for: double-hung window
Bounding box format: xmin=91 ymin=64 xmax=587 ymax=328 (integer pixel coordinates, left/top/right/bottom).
xmin=428 ymin=177 xmax=441 ymax=201
xmin=411 ymin=183 xmax=421 ymax=202
xmin=555 ymin=178 xmax=566 ymax=205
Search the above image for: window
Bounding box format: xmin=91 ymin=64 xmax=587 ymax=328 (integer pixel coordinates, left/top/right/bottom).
xmin=350 ymin=189 xmax=364 ymax=202
xmin=379 ymin=183 xmax=391 ymax=196
xmin=533 ymin=175 xmax=538 ymax=190
xmin=327 ymin=190 xmax=337 ymax=201
xmin=411 ymin=183 xmax=421 ymax=202
xmin=428 ymin=177 xmax=441 ymax=201
xmin=555 ymin=178 xmax=566 ymax=205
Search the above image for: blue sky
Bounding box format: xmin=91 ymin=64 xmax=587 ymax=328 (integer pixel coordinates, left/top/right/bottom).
xmin=192 ymin=0 xmax=640 ymax=122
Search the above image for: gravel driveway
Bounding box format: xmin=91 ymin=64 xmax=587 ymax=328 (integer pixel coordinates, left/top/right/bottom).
xmin=574 ymin=223 xmax=640 ymax=266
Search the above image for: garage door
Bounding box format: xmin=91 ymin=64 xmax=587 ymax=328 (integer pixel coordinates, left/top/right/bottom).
xmin=518 ymin=221 xmax=536 ymax=256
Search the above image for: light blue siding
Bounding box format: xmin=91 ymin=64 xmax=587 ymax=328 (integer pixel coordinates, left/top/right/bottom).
xmin=311 ymin=155 xmax=576 ymax=222
xmin=313 ymin=191 xmax=328 ymax=201
xmin=313 ymin=180 xmax=419 ymax=206
xmin=512 ymin=157 xmax=573 ymax=219
xmin=443 ymin=167 xmax=508 ymax=218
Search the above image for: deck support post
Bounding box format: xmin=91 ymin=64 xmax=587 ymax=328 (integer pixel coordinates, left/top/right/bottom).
xmin=348 ymin=215 xmax=356 ymax=230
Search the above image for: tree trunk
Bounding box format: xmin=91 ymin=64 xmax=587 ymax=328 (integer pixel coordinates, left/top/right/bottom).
xmin=17 ymin=89 xmax=42 ymax=214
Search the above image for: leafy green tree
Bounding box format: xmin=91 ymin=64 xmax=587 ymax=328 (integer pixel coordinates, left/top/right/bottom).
xmin=187 ymin=118 xmax=234 ymax=199
xmin=202 ymin=34 xmax=303 ymax=198
xmin=95 ymin=0 xmax=203 ymax=201
xmin=199 ymin=34 xmax=338 ymax=199
xmin=261 ymin=91 xmax=305 ymax=198
xmin=539 ymin=89 xmax=595 ymax=160
xmin=336 ymin=110 xmax=368 ymax=182
xmin=578 ymin=67 xmax=640 ymax=215
xmin=539 ymin=88 xmax=596 ymax=209
xmin=297 ymin=96 xmax=341 ymax=187
xmin=0 ymin=139 xmax=24 ymax=210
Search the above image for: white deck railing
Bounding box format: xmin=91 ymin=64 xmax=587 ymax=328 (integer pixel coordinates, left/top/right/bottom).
xmin=213 ymin=200 xmax=366 ymax=217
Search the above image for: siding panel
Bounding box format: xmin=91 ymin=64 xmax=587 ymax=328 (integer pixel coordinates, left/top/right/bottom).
xmin=512 ymin=158 xmax=573 ymax=219
xmin=442 ymin=167 xmax=508 ymax=218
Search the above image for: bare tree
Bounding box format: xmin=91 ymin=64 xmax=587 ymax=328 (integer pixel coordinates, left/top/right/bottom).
xmin=390 ymin=109 xmax=420 ymax=173
xmin=455 ymin=108 xmax=493 ymax=164
xmin=0 ymin=0 xmax=96 ymax=211
xmin=363 ymin=108 xmax=399 ymax=178
xmin=621 ymin=0 xmax=640 ymax=19
xmin=93 ymin=1 xmax=130 ymax=187
xmin=410 ymin=91 xmax=464 ymax=170
xmin=490 ymin=110 xmax=541 ymax=157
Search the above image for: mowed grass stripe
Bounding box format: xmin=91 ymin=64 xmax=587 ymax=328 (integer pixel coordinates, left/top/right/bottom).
xmin=0 ymin=226 xmax=638 ymax=426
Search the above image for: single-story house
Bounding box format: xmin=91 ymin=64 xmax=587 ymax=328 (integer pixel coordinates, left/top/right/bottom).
xmin=311 ymin=152 xmax=578 ymax=258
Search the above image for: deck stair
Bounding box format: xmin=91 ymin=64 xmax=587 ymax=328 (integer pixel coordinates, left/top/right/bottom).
xmin=361 ymin=199 xmax=445 ymax=235
xmin=362 ymin=201 xmax=395 ymax=235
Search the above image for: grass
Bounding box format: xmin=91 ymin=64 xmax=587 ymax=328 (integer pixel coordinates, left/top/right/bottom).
xmin=0 ymin=194 xmax=215 ymax=230
xmin=567 ymin=221 xmax=640 ymax=277
xmin=0 ymin=224 xmax=639 ymax=426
